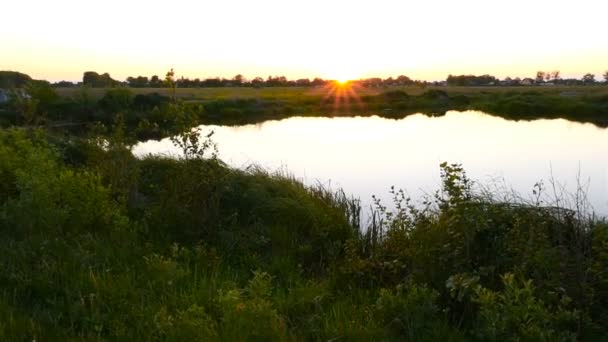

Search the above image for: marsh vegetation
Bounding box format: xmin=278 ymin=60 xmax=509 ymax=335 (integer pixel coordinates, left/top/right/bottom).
xmin=0 ymin=118 xmax=607 ymax=340
xmin=1 ymin=71 xmax=607 ymax=340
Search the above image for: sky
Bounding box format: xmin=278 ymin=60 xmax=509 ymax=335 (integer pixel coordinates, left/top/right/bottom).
xmin=2 ymin=0 xmax=607 ymax=82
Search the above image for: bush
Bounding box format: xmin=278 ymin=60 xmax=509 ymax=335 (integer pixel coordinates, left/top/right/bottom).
xmin=99 ymin=88 xmax=134 ymax=115
xmin=218 ymin=271 xmax=288 ymax=340
xmin=473 ymin=273 xmax=578 ymax=341
xmin=375 ymin=283 xmax=462 ymax=340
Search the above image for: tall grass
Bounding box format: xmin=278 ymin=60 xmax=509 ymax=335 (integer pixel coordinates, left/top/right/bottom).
xmin=0 ymin=128 xmax=607 ymax=340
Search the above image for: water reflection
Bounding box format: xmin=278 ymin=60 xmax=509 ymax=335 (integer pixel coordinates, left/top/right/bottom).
xmin=133 ymin=111 xmax=608 ymax=216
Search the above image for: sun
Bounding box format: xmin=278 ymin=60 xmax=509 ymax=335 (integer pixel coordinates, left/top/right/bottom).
xmin=320 ymin=76 xmax=365 ymax=112
xmin=335 ymin=77 xmax=351 ymax=85
xmin=325 ymin=68 xmax=358 ymax=85
xmin=333 ymin=73 xmax=357 ymax=85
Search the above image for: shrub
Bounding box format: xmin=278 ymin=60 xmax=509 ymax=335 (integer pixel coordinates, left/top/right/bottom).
xmin=472 ymin=273 xmax=578 ymax=341
xmin=99 ymin=88 xmax=134 ymax=115
xmin=375 ymin=283 xmax=463 ymax=340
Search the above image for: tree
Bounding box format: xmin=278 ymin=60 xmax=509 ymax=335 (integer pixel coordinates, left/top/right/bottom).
xmin=582 ymin=73 xmax=595 ymax=84
xmin=396 ymin=75 xmax=413 ymax=85
xmin=251 ymin=77 xmax=264 ymax=87
xmin=126 ymin=76 xmax=149 ymax=88
xmin=311 ymin=78 xmax=326 ymax=86
xmin=52 ymin=81 xmax=76 ymax=87
xmin=150 ymin=75 xmax=162 ymax=87
xmin=26 ymin=81 xmax=58 ymax=113
xmin=295 ymin=78 xmax=311 ymax=86
xmin=233 ymin=74 xmax=244 ymax=86
xmin=165 ymin=68 xmax=177 ymax=101
xmin=83 ymin=71 xmax=118 ymax=87
xmin=535 ymin=71 xmax=546 ymax=83
xmin=446 ymin=74 xmax=497 ymax=86
xmin=265 ymin=76 xmax=288 ymax=87
xmin=0 ymin=71 xmax=32 ymax=88
xmin=603 ymin=71 xmax=608 ymax=83
xmin=550 ymin=70 xmax=560 ymax=81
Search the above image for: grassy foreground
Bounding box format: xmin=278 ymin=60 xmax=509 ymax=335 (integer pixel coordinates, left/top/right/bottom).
xmin=1 ymin=126 xmax=607 ymax=340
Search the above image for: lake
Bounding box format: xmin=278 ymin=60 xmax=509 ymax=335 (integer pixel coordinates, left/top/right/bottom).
xmin=133 ymin=111 xmax=608 ymax=218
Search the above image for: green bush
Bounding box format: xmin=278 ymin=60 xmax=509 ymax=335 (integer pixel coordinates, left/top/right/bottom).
xmin=473 ymin=273 xmax=578 ymax=341
xmin=375 ymin=283 xmax=462 ymax=340
xmin=98 ymin=88 xmax=134 ymax=117
xmin=0 ymin=128 xmax=606 ymax=340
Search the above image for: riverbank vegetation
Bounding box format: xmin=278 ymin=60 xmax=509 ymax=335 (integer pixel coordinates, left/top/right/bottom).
xmin=0 ymin=121 xmax=607 ymax=340
xmin=2 ymin=82 xmax=608 ymax=141
xmin=2 ymin=69 xmax=608 ymax=136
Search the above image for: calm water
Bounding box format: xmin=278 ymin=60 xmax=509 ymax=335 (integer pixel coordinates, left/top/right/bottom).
xmin=133 ymin=111 xmax=608 ymax=217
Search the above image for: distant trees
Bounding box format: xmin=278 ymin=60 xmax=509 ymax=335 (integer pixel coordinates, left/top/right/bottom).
xmin=535 ymin=71 xmax=546 ymax=83
xmin=126 ymin=76 xmax=150 ymax=88
xmin=535 ymin=70 xmax=560 ymax=83
xmin=233 ymin=74 xmax=244 ymax=86
xmin=198 ymin=78 xmax=223 ymax=87
xmin=265 ymin=76 xmax=288 ymax=87
xmin=7 ymin=69 xmax=608 ymax=91
xmin=446 ymin=74 xmax=497 ymax=86
xmin=120 ymin=73 xmax=321 ymax=88
xmin=52 ymin=81 xmax=76 ymax=87
xmin=396 ymin=75 xmax=414 ymax=85
xmin=295 ymin=78 xmax=311 ymax=86
xmin=360 ymin=77 xmax=382 ymax=87
xmin=582 ymin=73 xmax=596 ymax=84
xmin=75 ymin=71 xmax=426 ymax=89
xmin=150 ymin=75 xmax=162 ymax=87
xmin=83 ymin=71 xmax=119 ymax=88
xmin=251 ymin=77 xmax=264 ymax=87
xmin=311 ymin=78 xmax=327 ymax=86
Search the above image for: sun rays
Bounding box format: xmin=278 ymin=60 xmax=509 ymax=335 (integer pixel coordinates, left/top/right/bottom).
xmin=321 ymin=80 xmax=365 ymax=112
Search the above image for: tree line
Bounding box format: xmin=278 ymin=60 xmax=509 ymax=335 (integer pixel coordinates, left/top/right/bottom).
xmin=447 ymin=71 xmax=608 ymax=86
xmin=76 ymin=70 xmax=608 ymax=88
xmin=74 ymin=72 xmax=423 ymax=88
xmin=2 ymin=70 xmax=608 ymax=89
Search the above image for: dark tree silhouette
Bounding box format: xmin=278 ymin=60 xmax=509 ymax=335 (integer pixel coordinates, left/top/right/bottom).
xmin=582 ymin=73 xmax=595 ymax=84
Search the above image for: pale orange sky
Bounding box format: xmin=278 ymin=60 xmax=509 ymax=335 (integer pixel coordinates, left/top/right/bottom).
xmin=2 ymin=0 xmax=607 ymax=82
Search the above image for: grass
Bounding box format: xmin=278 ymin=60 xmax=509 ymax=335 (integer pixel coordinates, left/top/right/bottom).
xmin=0 ymin=127 xmax=607 ymax=340
xmin=54 ymin=85 xmax=608 ymax=101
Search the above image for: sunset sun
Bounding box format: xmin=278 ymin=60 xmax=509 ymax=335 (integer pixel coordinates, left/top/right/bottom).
xmin=334 ymin=76 xmax=353 ymax=85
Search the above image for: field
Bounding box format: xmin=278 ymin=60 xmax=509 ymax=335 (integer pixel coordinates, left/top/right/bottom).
xmin=54 ymin=85 xmax=608 ymax=101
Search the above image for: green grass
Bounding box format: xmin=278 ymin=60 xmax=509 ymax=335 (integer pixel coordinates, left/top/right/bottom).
xmin=54 ymin=85 xmax=608 ymax=101
xmin=0 ymin=127 xmax=607 ymax=340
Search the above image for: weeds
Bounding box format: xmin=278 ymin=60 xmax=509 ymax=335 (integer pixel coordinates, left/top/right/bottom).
xmin=0 ymin=128 xmax=606 ymax=340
